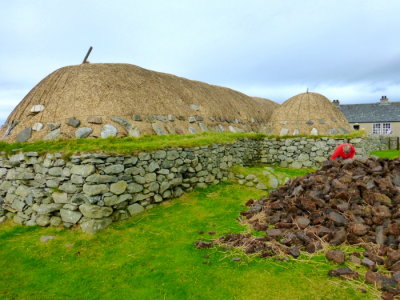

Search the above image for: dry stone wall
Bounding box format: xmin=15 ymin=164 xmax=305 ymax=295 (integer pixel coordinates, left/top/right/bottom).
xmin=0 ymin=136 xmax=388 ymax=233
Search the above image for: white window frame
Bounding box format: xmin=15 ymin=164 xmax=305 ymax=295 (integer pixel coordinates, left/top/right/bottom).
xmin=383 ymin=123 xmax=392 ymax=134
xmin=373 ymin=123 xmax=392 ymax=135
xmin=373 ymin=123 xmax=381 ymax=134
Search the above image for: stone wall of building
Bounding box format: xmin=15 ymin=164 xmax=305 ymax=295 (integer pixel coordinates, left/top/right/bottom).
xmin=0 ymin=136 xmax=388 ymax=233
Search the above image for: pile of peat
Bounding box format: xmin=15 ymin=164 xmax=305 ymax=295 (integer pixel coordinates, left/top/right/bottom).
xmin=197 ymin=158 xmax=400 ymax=299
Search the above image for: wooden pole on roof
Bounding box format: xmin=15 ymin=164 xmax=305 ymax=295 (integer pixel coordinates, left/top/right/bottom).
xmin=82 ymin=47 xmax=93 ymax=64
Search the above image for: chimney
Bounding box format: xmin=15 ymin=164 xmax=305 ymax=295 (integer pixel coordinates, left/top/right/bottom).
xmin=380 ymin=95 xmax=389 ymax=104
xmin=332 ymin=99 xmax=340 ymax=106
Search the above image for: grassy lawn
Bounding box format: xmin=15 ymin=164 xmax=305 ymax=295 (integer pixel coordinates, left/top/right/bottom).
xmin=0 ymin=166 xmax=378 ymax=300
xmin=371 ymin=149 xmax=400 ymax=159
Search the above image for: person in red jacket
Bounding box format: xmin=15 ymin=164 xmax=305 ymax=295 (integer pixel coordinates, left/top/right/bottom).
xmin=330 ymin=143 xmax=356 ymax=160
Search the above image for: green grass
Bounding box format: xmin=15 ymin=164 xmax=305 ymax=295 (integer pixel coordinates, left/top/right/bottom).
xmin=0 ymin=131 xmax=366 ymax=156
xmin=0 ymin=166 xmax=377 ymax=300
xmin=231 ymin=164 xmax=314 ymax=182
xmin=370 ymin=150 xmax=400 ymax=159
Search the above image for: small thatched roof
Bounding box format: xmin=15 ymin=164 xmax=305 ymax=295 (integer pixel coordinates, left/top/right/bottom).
xmin=1 ymin=63 xmax=279 ymax=142
xmin=267 ymin=92 xmax=352 ymax=136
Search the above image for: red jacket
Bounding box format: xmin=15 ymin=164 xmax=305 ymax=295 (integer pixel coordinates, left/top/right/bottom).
xmin=330 ymin=144 xmax=356 ymax=160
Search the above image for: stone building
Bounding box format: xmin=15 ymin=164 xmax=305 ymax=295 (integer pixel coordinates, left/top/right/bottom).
xmin=337 ymin=96 xmax=400 ymax=136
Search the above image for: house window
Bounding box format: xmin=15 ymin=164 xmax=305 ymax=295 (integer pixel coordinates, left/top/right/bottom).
xmin=383 ymin=123 xmax=392 ymax=134
xmin=373 ymin=123 xmax=381 ymax=134
xmin=373 ymin=123 xmax=392 ymax=134
xmin=353 ymin=124 xmax=360 ymax=130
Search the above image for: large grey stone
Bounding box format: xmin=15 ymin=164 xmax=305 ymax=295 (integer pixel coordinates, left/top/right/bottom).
xmin=86 ymin=174 xmax=117 ymax=183
xmin=16 ymin=128 xmax=32 ymax=142
xmin=153 ymin=150 xmax=167 ymax=159
xmin=87 ymin=116 xmax=103 ymax=124
xmin=133 ymin=175 xmax=146 ymax=184
xmin=52 ymin=192 xmax=69 ymax=204
xmin=15 ymin=185 xmax=30 ymax=198
xmin=50 ymin=216 xmax=62 ymax=226
xmin=138 ymin=152 xmax=151 ymax=160
xmin=66 ymin=117 xmax=80 ymax=128
xmin=127 ymin=203 xmax=145 ymax=216
xmin=110 ymin=181 xmax=128 ymax=195
xmin=112 ymin=116 xmax=131 ymax=127
xmin=128 ymin=127 xmax=141 ymax=137
xmin=167 ymin=150 xmax=180 ymax=160
xmin=279 ymin=128 xmax=289 ymax=136
xmin=11 ymin=199 xmax=25 ymax=212
xmin=188 ymin=126 xmax=197 ymax=134
xmin=44 ymin=129 xmax=61 ymax=140
xmin=101 ymin=124 xmax=118 ymax=138
xmin=71 ymin=175 xmax=84 ymax=184
xmin=32 ymin=123 xmax=43 ymax=131
xmin=159 ymin=182 xmax=171 ymax=194
xmin=71 ymin=164 xmax=95 ymax=177
xmin=104 ymin=164 xmax=124 ymax=174
xmin=48 ymin=167 xmax=63 ymax=176
xmin=148 ymin=161 xmax=160 ymax=172
xmin=190 ymin=104 xmax=200 ymax=111
xmin=310 ymin=128 xmax=319 ymax=135
xmin=156 ymin=115 xmax=168 ymax=122
xmin=36 ymin=215 xmax=51 ymax=227
xmin=125 ymin=167 xmax=143 ymax=175
xmin=327 ymin=128 xmax=339 ymax=135
xmin=199 ymin=123 xmax=208 ymax=132
xmin=152 ymin=124 xmax=167 ymax=135
xmin=132 ymin=114 xmax=143 ymax=121
xmin=75 ymin=127 xmax=93 ymax=138
xmin=59 ymin=183 xmax=78 ymax=193
xmin=31 ymin=104 xmax=45 ymax=112
xmin=9 ymin=153 xmax=25 ymax=166
xmin=34 ymin=203 xmax=63 ymax=214
xmin=104 ymin=194 xmax=131 ymax=206
xmin=291 ymin=161 xmax=303 ymax=169
xmin=4 ymin=120 xmax=19 ymax=136
xmin=47 ymin=122 xmax=61 ymax=131
xmin=148 ymin=182 xmax=159 ymax=192
xmin=297 ymin=153 xmax=310 ymax=161
xmin=145 ymin=173 xmax=157 ymax=183
xmin=127 ymin=183 xmax=144 ymax=193
xmin=60 ymin=209 xmax=82 ymax=224
xmin=80 ymin=218 xmax=112 ymax=234
xmin=79 ymin=204 xmax=113 ymax=219
xmin=0 ymin=168 xmax=7 ymax=178
xmin=83 ymin=184 xmax=109 ymax=196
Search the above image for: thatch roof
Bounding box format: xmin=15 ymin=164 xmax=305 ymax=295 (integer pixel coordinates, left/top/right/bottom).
xmin=267 ymin=92 xmax=352 ymax=136
xmin=1 ymin=63 xmax=279 ymax=142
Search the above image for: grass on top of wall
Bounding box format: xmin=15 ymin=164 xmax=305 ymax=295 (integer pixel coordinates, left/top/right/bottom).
xmin=370 ymin=150 xmax=400 ymax=159
xmin=0 ymin=130 xmax=366 ymax=156
xmin=0 ymin=166 xmax=378 ymax=300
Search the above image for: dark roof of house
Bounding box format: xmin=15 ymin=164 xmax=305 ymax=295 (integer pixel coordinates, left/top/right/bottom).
xmin=339 ymin=103 xmax=400 ymax=123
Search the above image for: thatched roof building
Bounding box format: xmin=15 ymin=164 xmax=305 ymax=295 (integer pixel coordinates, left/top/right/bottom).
xmin=1 ymin=63 xmax=279 ymax=142
xmin=267 ymin=92 xmax=352 ymax=136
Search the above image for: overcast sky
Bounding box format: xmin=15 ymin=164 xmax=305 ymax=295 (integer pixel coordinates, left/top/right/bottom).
xmin=1 ymin=0 xmax=400 ymax=124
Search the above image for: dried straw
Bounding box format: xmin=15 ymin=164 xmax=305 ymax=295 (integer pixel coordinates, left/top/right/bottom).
xmin=267 ymin=92 xmax=352 ymax=135
xmin=2 ymin=63 xmax=279 ymax=141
